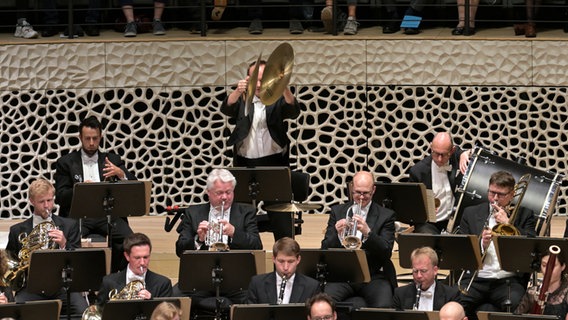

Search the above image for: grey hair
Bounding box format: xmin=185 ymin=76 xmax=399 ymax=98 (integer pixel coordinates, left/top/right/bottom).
xmin=206 ymin=168 xmax=237 ymax=190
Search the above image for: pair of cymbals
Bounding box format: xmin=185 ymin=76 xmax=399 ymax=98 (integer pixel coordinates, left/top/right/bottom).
xmin=264 ymin=202 xmax=322 ymax=212
xmin=245 ymin=42 xmax=294 ymax=114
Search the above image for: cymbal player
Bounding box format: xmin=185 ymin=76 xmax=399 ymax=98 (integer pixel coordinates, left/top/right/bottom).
xmin=221 ymin=55 xmax=302 ymax=241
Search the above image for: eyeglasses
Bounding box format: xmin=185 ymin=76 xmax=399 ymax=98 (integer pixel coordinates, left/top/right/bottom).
xmin=431 ymin=150 xmax=451 ymax=158
xmin=311 ymin=315 xmax=334 ymax=320
xmin=488 ymin=189 xmax=512 ymax=198
xmin=412 ymin=269 xmax=430 ymax=275
xmin=352 ymin=191 xmax=372 ymax=197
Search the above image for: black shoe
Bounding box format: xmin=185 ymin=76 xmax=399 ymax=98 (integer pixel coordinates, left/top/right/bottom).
xmin=84 ymin=25 xmax=100 ymax=36
xmin=383 ymin=23 xmax=400 ymax=34
xmin=41 ymin=27 xmax=59 ymax=37
xmin=404 ymin=27 xmax=419 ymax=35
xmin=248 ymin=19 xmax=263 ymax=34
xmin=63 ymin=25 xmax=84 ymax=37
xmin=289 ymin=19 xmax=304 ymax=34
xmin=451 ymin=27 xmax=464 ymax=35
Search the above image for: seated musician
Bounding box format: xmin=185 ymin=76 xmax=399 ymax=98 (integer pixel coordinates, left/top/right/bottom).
xmin=457 ymin=170 xmax=536 ymax=320
xmin=515 ymin=248 xmax=568 ymax=319
xmin=321 ymin=170 xmax=397 ymax=308
xmin=440 ymin=301 xmax=468 ymax=320
xmin=173 ymin=168 xmax=262 ymax=307
xmin=247 ymin=237 xmax=319 ymax=304
xmin=393 ymin=246 xmax=460 ymax=310
xmin=0 ymin=250 xmax=15 ymax=303
xmin=5 ymin=178 xmax=87 ymax=315
xmin=97 ymin=232 xmax=172 ymax=305
xmin=307 ymin=293 xmax=338 ymax=320
xmin=408 ymin=131 xmax=471 ymax=234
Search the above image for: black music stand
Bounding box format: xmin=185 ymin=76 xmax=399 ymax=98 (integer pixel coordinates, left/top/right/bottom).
xmin=295 ymin=249 xmax=371 ymax=291
xmin=477 ymin=311 xmax=559 ymax=320
xmin=101 ymin=297 xmax=191 ymax=320
xmin=178 ymin=250 xmax=263 ymax=320
xmin=372 ymin=182 xmax=432 ymax=225
xmin=27 ymin=249 xmax=108 ymax=320
xmin=231 ymin=303 xmax=307 ymax=320
xmin=69 ymin=181 xmax=147 ymax=248
xmin=351 ymin=308 xmax=435 ymax=320
xmin=0 ymin=300 xmax=61 ymax=319
xmin=228 ymin=167 xmax=293 ymax=205
xmin=494 ymin=236 xmax=568 ymax=273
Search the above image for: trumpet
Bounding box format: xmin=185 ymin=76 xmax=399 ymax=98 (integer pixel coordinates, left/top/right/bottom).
xmin=206 ymin=200 xmax=229 ymax=251
xmin=341 ymin=199 xmax=363 ymax=249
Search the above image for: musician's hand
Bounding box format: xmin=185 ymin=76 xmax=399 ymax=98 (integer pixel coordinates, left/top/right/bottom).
xmin=481 ymin=228 xmax=492 ymax=250
xmin=138 ymin=289 xmax=152 ymax=300
xmin=103 ymin=157 xmax=125 ymax=180
xmin=236 ymin=77 xmax=249 ymax=94
xmin=0 ymin=292 xmax=7 ymax=304
xmin=335 ymin=219 xmax=347 ymax=234
xmin=459 ymin=149 xmax=472 ymax=174
xmin=49 ymin=229 xmax=67 ymax=248
xmin=353 ymin=215 xmax=371 ymax=236
xmin=219 ymin=219 xmax=235 ymax=237
xmin=197 ymin=221 xmax=209 ymax=242
xmin=491 ymin=203 xmax=510 ymax=224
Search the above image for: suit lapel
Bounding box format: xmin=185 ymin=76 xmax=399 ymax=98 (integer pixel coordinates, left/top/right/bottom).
xmin=265 ymin=273 xmax=278 ymax=304
xmin=289 ymin=275 xmax=303 ymax=303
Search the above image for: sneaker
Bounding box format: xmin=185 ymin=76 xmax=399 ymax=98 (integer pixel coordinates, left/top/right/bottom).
xmin=248 ymin=19 xmax=263 ymax=34
xmin=153 ymin=19 xmax=166 ymax=35
xmin=14 ymin=18 xmax=39 ymax=39
xmin=289 ymin=19 xmax=304 ymax=34
xmin=124 ymin=21 xmax=137 ymax=37
xmin=343 ymin=17 xmax=359 ymax=35
xmin=321 ymin=6 xmax=333 ymax=34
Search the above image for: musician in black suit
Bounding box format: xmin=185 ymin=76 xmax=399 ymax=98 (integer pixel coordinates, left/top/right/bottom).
xmin=321 ymin=170 xmax=398 ymax=308
xmin=97 ymin=233 xmax=172 ymax=305
xmin=393 ymin=246 xmax=460 ymax=310
xmin=408 ymin=131 xmax=471 ymax=234
xmin=221 ymin=59 xmax=302 ymax=241
xmin=5 ymin=178 xmax=87 ymax=316
xmin=174 ymin=168 xmax=262 ymax=306
xmin=54 ymin=115 xmax=137 ymax=273
xmin=457 ymin=171 xmax=536 ymax=320
xmin=247 ymin=237 xmax=319 ymax=304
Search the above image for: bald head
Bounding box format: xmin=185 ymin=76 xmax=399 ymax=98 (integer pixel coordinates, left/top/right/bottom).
xmin=439 ymin=302 xmax=466 ymax=320
xmin=430 ymin=132 xmax=455 ymax=167
xmin=351 ymin=171 xmax=376 ymax=208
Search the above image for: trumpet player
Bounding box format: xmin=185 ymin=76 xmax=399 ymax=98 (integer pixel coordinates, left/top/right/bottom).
xmin=515 ymin=249 xmax=568 ymax=319
xmin=174 ymin=168 xmax=262 ymax=306
xmin=97 ymin=233 xmax=172 ymax=305
xmin=5 ymin=178 xmax=87 ymax=316
xmin=321 ymin=170 xmax=397 ymax=308
xmin=457 ymin=171 xmax=536 ymax=320
xmin=392 ymin=247 xmax=460 ymax=311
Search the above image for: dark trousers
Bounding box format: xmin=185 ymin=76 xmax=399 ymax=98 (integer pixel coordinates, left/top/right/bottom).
xmin=81 ymin=217 xmax=133 ymax=273
xmin=413 ymin=219 xmax=449 ymax=234
xmin=459 ymin=276 xmax=526 ymax=320
xmin=324 ymin=277 xmax=393 ymax=308
xmin=172 ymin=283 xmax=247 ymax=309
xmin=16 ymin=288 xmax=88 ymax=319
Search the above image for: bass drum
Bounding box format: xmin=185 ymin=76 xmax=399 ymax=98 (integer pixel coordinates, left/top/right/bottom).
xmin=447 ymin=147 xmax=563 ymax=236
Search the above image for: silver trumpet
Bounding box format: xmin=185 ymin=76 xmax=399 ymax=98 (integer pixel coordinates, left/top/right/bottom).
xmin=341 ymin=199 xmax=363 ymax=249
xmin=206 ymin=200 xmax=229 ymax=251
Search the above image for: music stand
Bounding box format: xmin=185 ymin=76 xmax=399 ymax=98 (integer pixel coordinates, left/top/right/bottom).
xmin=27 ymin=249 xmax=108 ymax=320
xmin=178 ymin=250 xmax=264 ymax=320
xmin=231 ymin=303 xmax=306 ymax=320
xmin=0 ymin=300 xmax=61 ymax=319
xmin=397 ymin=233 xmax=482 ymax=270
xmin=69 ymin=181 xmax=147 ymax=248
xmin=477 ymin=311 xmax=559 ymax=320
xmin=101 ymin=297 xmax=191 ymax=320
xmin=228 ymin=167 xmax=292 ymax=205
xmin=295 ymin=249 xmax=370 ymax=291
xmin=494 ymin=236 xmax=568 ymax=273
xmin=351 ymin=308 xmax=434 ymax=320
xmin=372 ymin=182 xmax=432 ymax=225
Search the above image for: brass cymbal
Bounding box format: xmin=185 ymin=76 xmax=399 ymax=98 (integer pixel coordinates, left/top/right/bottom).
xmin=246 ymin=53 xmax=262 ymax=116
xmin=259 ymin=43 xmax=294 ymax=106
xmin=264 ymin=202 xmax=322 ymax=212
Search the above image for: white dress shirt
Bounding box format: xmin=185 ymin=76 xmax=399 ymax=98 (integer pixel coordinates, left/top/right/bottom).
xmin=431 ymin=161 xmax=454 ymax=222
xmin=237 ymin=97 xmax=284 ymax=159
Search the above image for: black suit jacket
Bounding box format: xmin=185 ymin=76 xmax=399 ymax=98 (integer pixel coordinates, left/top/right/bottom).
xmin=6 ymin=214 xmax=81 ymax=259
xmin=321 ymin=201 xmax=398 ymax=290
xmin=54 ymin=150 xmax=137 ymax=217
xmin=247 ymin=272 xmax=320 ymax=304
xmin=408 ymin=146 xmax=464 ymax=192
xmin=97 ymin=269 xmax=173 ymax=305
xmin=175 ymin=202 xmax=263 ymax=257
xmin=392 ymin=280 xmax=460 ymax=310
xmin=458 ymin=202 xmax=536 ymax=237
xmin=220 ymin=96 xmax=301 ymax=150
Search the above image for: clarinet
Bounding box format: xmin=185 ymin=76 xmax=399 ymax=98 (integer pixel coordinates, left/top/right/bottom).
xmin=413 ymin=283 xmax=421 ymax=310
xmin=277 ymin=276 xmax=288 ymax=305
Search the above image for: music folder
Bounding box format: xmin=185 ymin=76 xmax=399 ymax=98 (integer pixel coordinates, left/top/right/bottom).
xmin=351 ymin=308 xmax=438 ymax=320
xmin=101 ymin=297 xmax=191 ymax=320
xmin=477 ymin=311 xmax=559 ymax=320
xmin=0 ymin=300 xmax=61 ymax=319
xmin=231 ymin=303 xmax=306 ymax=320
xmin=372 ymin=182 xmax=433 ymax=224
